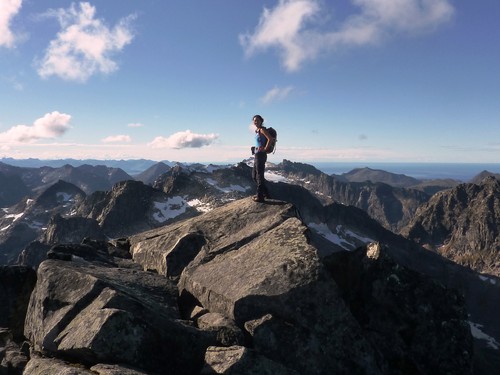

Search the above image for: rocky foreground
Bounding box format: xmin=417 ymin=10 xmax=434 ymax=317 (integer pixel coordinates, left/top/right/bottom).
xmin=0 ymin=197 xmax=489 ymax=374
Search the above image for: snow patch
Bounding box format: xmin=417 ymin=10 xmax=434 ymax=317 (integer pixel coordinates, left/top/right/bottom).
xmin=468 ymin=322 xmax=499 ymax=350
xmin=265 ymin=171 xmax=289 ymax=183
xmin=206 ymin=178 xmax=248 ymax=193
xmin=56 ymin=192 xmax=73 ymax=202
xmin=341 ymin=225 xmax=374 ymax=243
xmin=478 ymin=275 xmax=497 ymax=285
xmin=187 ymin=199 xmax=213 ymax=213
xmin=27 ymin=221 xmax=44 ymax=229
xmin=308 ymin=222 xmax=352 ymax=249
xmin=5 ymin=212 xmax=23 ymax=222
xmin=152 ymin=196 xmax=188 ymax=223
xmin=308 ymin=223 xmax=373 ymax=251
xmin=205 ymin=164 xmax=226 ymax=173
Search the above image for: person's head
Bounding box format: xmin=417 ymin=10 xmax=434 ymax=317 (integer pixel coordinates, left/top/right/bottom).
xmin=253 ymin=115 xmax=264 ymax=128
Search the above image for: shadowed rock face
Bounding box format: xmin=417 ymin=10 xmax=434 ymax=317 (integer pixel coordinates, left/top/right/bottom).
xmin=0 ymin=266 xmax=37 ymax=340
xmin=0 ymin=171 xmax=30 ymax=207
xmin=402 ymin=176 xmax=500 ymax=276
xmin=2 ymin=197 xmax=478 ymax=374
xmin=325 ymin=243 xmax=473 ymax=375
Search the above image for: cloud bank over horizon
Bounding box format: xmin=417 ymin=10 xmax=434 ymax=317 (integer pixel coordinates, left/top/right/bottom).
xmin=101 ymin=135 xmax=132 ymax=143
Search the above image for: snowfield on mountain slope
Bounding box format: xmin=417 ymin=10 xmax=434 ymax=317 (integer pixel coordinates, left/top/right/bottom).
xmin=152 ymin=197 xmax=188 ymax=222
xmin=308 ymin=222 xmax=374 ymax=251
xmin=152 ymin=196 xmax=216 ymax=222
xmin=205 ymin=178 xmax=249 ymax=193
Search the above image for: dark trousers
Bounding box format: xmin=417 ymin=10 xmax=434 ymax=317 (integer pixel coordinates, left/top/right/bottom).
xmin=252 ymin=151 xmax=269 ymax=199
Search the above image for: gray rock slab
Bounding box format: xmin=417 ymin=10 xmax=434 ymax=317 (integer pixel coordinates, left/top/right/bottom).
xmin=179 ymin=216 xmax=382 ymax=374
xmin=23 ymin=353 xmax=94 ymax=375
xmin=129 ymin=198 xmax=297 ymax=276
xmin=24 ymin=259 xmax=209 ymax=374
xmin=202 ymin=345 xmax=299 ymax=375
xmin=90 ymin=363 xmax=156 ymax=375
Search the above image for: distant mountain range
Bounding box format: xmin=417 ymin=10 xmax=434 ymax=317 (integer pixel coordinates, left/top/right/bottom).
xmin=0 ymin=157 xmax=162 ymax=175
xmin=1 ymin=157 xmax=499 ymax=276
xmin=0 ymin=157 xmax=499 ymax=373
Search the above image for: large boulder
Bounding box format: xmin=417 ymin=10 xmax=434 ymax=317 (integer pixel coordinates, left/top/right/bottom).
xmin=22 ymin=353 xmax=94 ymax=375
xmin=24 ymin=254 xmax=211 ymax=374
xmin=202 ymin=345 xmax=299 ymax=375
xmin=179 ymin=216 xmax=381 ymax=374
xmin=129 ymin=198 xmax=298 ymax=277
xmin=0 ymin=328 xmax=30 ymax=375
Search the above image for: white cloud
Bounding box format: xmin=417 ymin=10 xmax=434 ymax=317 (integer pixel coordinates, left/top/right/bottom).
xmin=0 ymin=111 xmax=72 ymax=143
xmin=240 ymin=0 xmax=320 ymax=72
xmin=148 ymin=130 xmax=219 ymax=149
xmin=260 ymin=86 xmax=294 ymax=104
xmin=240 ymin=0 xmax=454 ymax=71
xmin=36 ymin=2 xmax=135 ymax=82
xmin=0 ymin=0 xmax=22 ymax=48
xmin=128 ymin=122 xmax=144 ymax=128
xmin=101 ymin=134 xmax=132 ymax=143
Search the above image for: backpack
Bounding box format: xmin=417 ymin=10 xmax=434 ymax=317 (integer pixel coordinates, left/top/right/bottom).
xmin=265 ymin=126 xmax=277 ymax=154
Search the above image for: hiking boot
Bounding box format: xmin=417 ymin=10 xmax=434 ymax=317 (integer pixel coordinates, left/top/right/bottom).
xmin=252 ymin=196 xmax=265 ymax=203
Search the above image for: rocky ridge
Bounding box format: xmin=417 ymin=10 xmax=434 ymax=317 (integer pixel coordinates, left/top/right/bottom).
xmin=271 ymin=160 xmax=432 ymax=232
xmin=338 ymin=166 xmax=461 ymax=195
xmin=402 ymin=176 xmax=500 ymax=276
xmin=0 ymin=180 xmax=86 ymax=264
xmin=1 ymin=197 xmax=479 ymax=374
xmin=75 ymin=179 xmax=198 ymax=238
xmin=1 ymin=160 xmax=498 ymax=280
xmin=0 ymin=162 xmax=132 ymax=195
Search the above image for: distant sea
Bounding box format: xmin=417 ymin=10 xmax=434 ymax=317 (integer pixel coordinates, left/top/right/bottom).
xmin=309 ymin=162 xmax=500 ymax=182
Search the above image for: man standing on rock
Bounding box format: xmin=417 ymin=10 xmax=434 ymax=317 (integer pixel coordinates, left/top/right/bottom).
xmin=251 ymin=114 xmax=272 ymax=202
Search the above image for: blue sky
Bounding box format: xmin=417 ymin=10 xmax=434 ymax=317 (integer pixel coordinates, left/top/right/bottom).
xmin=0 ymin=0 xmax=499 ymax=164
